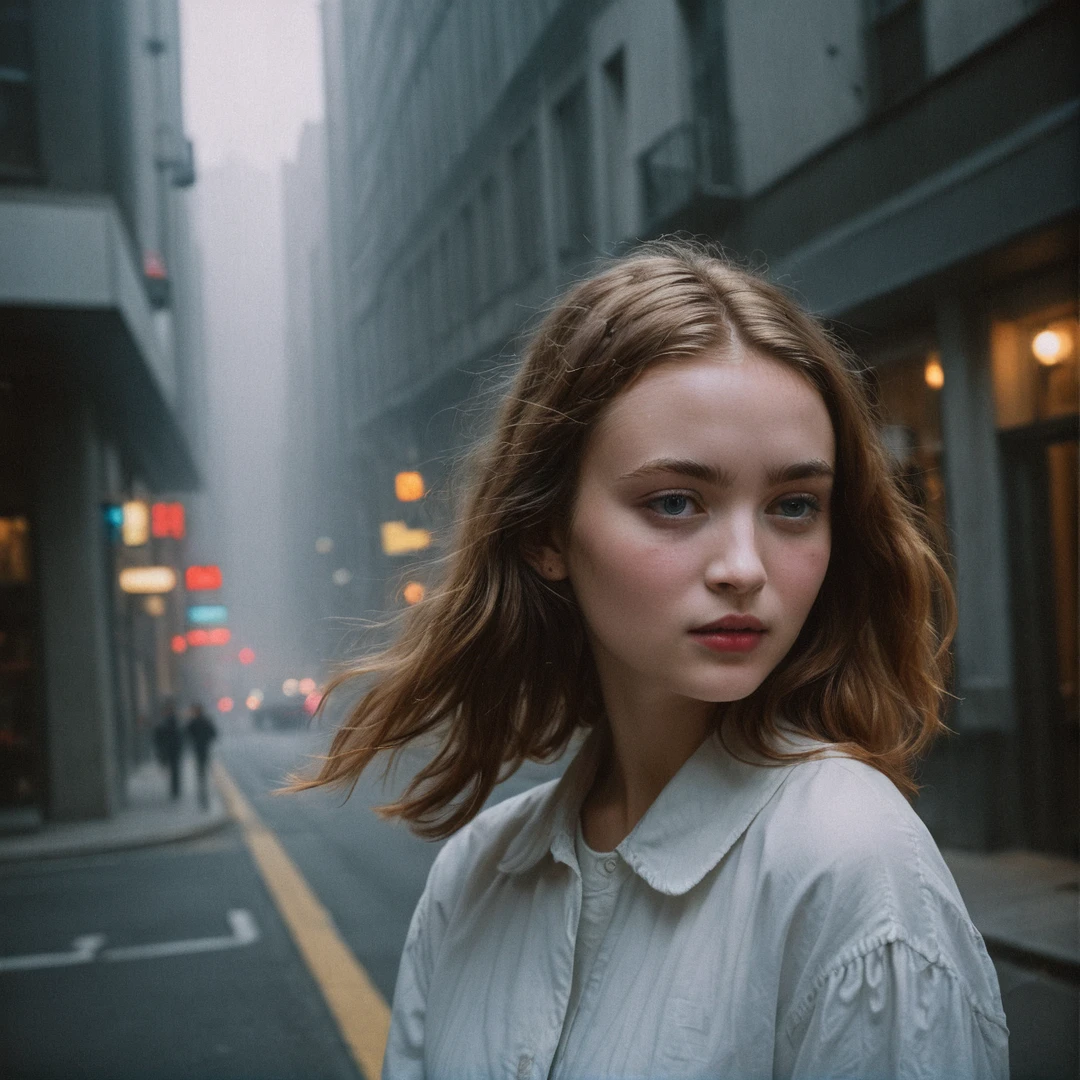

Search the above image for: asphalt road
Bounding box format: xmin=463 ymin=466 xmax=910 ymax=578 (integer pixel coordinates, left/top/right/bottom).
xmin=0 ymin=727 xmax=565 ymax=1080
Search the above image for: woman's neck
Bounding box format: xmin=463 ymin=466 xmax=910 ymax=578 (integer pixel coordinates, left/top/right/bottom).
xmin=580 ymin=678 xmax=715 ymax=852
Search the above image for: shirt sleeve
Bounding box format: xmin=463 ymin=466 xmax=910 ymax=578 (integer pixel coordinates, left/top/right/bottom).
xmin=779 ymin=935 xmax=1010 ymax=1080
xmin=381 ymin=877 xmax=436 ymax=1080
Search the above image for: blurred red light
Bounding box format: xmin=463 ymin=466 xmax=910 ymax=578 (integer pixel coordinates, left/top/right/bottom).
xmin=208 ymin=627 xmax=231 ymax=645
xmin=151 ymin=502 xmax=185 ymax=539
xmin=217 ymin=696 xmax=234 ymax=714
xmin=238 ymin=647 xmax=255 ymax=665
xmin=170 ymin=634 xmax=187 ymax=654
xmin=185 ymin=565 xmax=222 ymax=591
xmin=303 ymin=691 xmax=322 ymax=716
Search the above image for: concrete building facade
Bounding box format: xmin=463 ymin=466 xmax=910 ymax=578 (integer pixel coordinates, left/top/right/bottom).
xmin=317 ymin=3 xmax=1077 ymax=1069
xmin=323 ymin=0 xmax=1077 ymax=858
xmin=0 ymin=0 xmax=204 ymax=822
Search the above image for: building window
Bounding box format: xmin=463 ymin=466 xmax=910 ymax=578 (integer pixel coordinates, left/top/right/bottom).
xmin=679 ymin=0 xmax=735 ymax=188
xmin=0 ymin=0 xmax=40 ymax=181
xmin=865 ymin=0 xmax=926 ymax=111
xmin=874 ymin=351 xmax=949 ymax=557
xmin=991 ymin=308 xmax=1079 ymax=430
xmin=552 ymin=81 xmax=594 ymax=261
xmin=601 ymin=49 xmax=628 ymax=242
xmin=509 ymin=127 xmax=543 ymax=280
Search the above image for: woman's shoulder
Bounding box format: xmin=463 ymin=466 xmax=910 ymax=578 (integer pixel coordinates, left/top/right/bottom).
xmin=754 ymin=745 xmax=1002 ymax=1012
xmin=425 ymin=776 xmax=561 ymax=901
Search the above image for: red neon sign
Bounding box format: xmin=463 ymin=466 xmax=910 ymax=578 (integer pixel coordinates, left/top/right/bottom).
xmin=170 ymin=634 xmax=188 ymax=654
xmin=185 ymin=565 xmax=222 ymax=591
xmin=151 ymin=502 xmax=185 ymax=539
xmin=186 ymin=627 xmax=231 ymax=647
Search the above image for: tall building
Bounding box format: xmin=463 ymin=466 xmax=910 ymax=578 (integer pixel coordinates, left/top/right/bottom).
xmin=281 ymin=120 xmax=348 ymax=672
xmin=324 ymin=0 xmax=1077 ymax=858
xmin=319 ymin=2 xmax=1076 ymax=1065
xmin=0 ymin=0 xmax=204 ymax=821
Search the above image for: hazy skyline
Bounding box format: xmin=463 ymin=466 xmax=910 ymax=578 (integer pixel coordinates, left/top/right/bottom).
xmin=180 ymin=0 xmax=324 ymax=173
xmin=178 ymin=0 xmax=329 ymax=697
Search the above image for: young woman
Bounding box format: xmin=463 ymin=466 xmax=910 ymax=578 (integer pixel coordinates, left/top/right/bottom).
xmin=299 ymin=243 xmax=1008 ymax=1079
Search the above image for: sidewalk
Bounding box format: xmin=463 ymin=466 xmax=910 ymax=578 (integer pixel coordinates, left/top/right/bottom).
xmin=943 ymin=847 xmax=1080 ymax=978
xmin=0 ymin=756 xmax=229 ymax=862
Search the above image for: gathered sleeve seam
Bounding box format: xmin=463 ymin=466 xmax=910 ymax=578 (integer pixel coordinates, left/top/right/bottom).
xmin=780 ymin=927 xmax=1010 ymax=1042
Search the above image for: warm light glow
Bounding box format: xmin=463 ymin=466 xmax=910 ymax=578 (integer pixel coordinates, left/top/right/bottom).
xmin=380 ymin=520 xmax=432 ymax=555
xmin=122 ymin=501 xmax=150 ymax=546
xmin=217 ymin=696 xmax=234 ymax=714
xmin=298 ymin=677 xmax=317 ymax=696
xmin=282 ymin=678 xmax=299 ymax=697
xmin=303 ymin=691 xmax=322 ymax=715
xmin=315 ymin=536 xmax=334 ymax=554
xmin=188 ymin=604 xmax=228 ymax=625
xmin=186 ymin=627 xmax=231 ymax=647
xmin=332 ymin=568 xmax=352 ymax=586
xmin=185 ymin=565 xmax=223 ymax=591
xmin=119 ymin=566 xmax=178 ymax=594
xmin=238 ymin=647 xmax=256 ymax=665
xmin=248 ymin=688 xmax=264 ymax=706
xmin=403 ymin=581 xmax=426 ymax=605
xmin=1032 ymin=328 xmax=1071 ymax=366
xmin=151 ymin=502 xmax=185 ymax=540
xmin=924 ymin=357 xmax=944 ymax=390
xmin=245 ymin=694 xmax=261 ymax=711
xmin=143 ymin=595 xmax=166 ymax=616
xmin=395 ymin=471 xmax=425 ymax=502
xmin=170 ymin=634 xmax=188 ymax=654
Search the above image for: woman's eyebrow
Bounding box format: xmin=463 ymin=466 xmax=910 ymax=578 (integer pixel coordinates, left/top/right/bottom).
xmin=766 ymin=459 xmax=835 ymax=485
xmin=618 ymin=458 xmax=733 ymax=485
xmin=618 ymin=457 xmax=835 ymax=486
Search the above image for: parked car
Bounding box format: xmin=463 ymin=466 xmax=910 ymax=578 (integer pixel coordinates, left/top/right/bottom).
xmin=251 ymin=701 xmax=309 ymax=731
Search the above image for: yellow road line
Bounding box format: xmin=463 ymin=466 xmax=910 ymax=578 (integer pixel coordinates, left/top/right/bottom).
xmin=213 ymin=761 xmax=390 ymax=1080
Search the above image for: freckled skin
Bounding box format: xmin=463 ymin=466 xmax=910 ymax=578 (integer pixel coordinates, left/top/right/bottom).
xmin=554 ymin=348 xmax=835 ymax=710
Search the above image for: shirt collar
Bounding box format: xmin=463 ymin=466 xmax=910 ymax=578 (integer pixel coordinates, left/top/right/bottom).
xmin=497 ymin=724 xmax=821 ymax=896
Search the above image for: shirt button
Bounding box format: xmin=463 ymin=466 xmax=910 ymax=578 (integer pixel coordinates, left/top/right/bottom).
xmin=603 ymin=857 xmax=618 ymax=873
xmin=516 ymin=1054 xmax=533 ymax=1078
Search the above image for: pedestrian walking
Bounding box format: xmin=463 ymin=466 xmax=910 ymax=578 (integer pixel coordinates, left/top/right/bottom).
xmin=294 ymin=242 xmax=1008 ymax=1078
xmin=185 ymin=703 xmax=218 ymax=811
xmin=153 ymin=704 xmax=183 ymax=801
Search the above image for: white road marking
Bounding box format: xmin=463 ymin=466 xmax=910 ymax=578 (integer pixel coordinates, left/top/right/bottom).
xmin=0 ymin=909 xmax=259 ymax=973
xmin=0 ymin=933 xmax=104 ymax=972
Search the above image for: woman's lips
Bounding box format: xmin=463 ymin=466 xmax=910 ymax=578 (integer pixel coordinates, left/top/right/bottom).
xmin=689 ymin=617 xmax=767 ymax=654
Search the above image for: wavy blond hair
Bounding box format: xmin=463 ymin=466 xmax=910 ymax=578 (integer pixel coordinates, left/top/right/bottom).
xmin=292 ymin=241 xmax=956 ymax=839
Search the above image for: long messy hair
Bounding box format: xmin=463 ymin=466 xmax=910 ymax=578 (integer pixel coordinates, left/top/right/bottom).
xmin=292 ymin=241 xmax=956 ymax=839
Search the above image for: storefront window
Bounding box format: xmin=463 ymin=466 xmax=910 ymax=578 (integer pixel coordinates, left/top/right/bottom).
xmin=875 ymin=351 xmax=949 ymax=556
xmin=991 ymin=307 xmax=1079 ymax=429
xmin=0 ymin=515 xmax=30 ymax=583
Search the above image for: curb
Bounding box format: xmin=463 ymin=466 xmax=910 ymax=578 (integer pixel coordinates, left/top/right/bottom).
xmin=0 ymin=791 xmax=231 ymax=864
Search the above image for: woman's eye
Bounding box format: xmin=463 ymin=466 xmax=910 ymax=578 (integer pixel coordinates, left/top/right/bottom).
xmin=773 ymin=495 xmax=821 ymax=520
xmin=647 ymin=493 xmax=697 ymax=518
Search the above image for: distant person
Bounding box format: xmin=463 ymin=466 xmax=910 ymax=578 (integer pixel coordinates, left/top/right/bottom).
xmin=185 ymin=703 xmax=218 ymax=810
xmin=153 ymin=704 xmax=184 ymax=801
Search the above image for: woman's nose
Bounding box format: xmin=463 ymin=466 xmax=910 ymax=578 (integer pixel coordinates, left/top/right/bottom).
xmin=704 ymin=515 xmax=767 ymax=595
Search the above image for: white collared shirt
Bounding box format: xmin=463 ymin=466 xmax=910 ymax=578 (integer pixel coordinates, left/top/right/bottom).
xmin=382 ymin=730 xmax=1009 ymax=1079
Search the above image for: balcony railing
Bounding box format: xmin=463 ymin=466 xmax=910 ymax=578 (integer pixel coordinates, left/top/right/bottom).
xmin=638 ymin=121 xmax=739 ymax=230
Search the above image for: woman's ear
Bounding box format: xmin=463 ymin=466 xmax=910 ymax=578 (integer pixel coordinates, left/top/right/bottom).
xmin=522 ymin=533 xmax=569 ymax=582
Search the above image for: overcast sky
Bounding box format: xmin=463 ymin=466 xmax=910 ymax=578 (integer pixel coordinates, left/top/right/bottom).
xmin=180 ymin=0 xmax=325 ymax=172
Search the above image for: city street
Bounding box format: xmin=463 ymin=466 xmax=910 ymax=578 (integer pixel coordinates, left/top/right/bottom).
xmin=0 ymin=729 xmax=564 ymax=1079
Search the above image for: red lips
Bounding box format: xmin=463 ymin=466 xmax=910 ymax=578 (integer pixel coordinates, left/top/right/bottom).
xmin=690 ymin=615 xmax=766 ymax=654
xmin=691 ymin=614 xmax=765 ymax=633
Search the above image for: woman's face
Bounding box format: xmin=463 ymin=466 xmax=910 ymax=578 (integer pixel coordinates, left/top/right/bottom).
xmin=543 ymin=347 xmax=835 ymax=710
